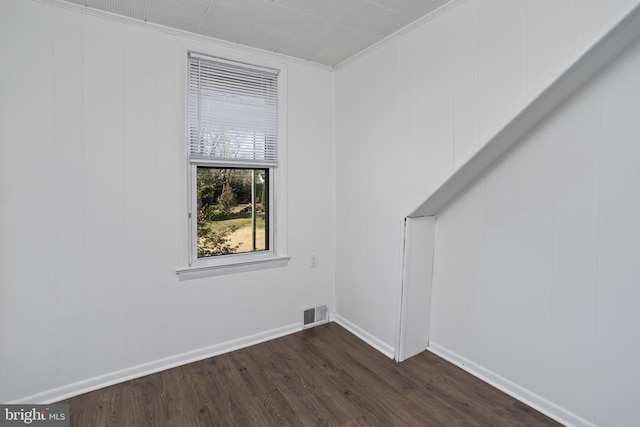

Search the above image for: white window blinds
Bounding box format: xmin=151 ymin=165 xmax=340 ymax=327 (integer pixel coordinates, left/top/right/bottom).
xmin=188 ymin=53 xmax=279 ymax=166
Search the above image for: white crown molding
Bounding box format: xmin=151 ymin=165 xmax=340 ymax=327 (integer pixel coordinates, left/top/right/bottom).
xmin=35 ymin=0 xmax=335 ymax=72
xmin=335 ymin=0 xmax=467 ymax=70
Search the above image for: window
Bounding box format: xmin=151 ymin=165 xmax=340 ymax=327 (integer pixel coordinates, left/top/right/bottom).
xmin=196 ymin=166 xmax=269 ymax=257
xmin=186 ymin=52 xmax=282 ymax=268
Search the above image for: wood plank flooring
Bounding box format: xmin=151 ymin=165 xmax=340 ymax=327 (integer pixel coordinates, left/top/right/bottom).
xmin=59 ymin=323 xmax=562 ymax=426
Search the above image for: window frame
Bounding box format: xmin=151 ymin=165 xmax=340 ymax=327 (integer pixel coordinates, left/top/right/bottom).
xmin=176 ymin=45 xmax=289 ymax=280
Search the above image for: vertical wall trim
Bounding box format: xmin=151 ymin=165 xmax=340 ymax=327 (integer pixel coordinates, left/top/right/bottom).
xmin=396 ymin=216 xmax=436 ymax=362
xmin=395 ymin=218 xmax=408 ymax=361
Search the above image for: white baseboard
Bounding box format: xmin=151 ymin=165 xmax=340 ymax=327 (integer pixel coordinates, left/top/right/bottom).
xmin=427 ymin=342 xmax=597 ymax=427
xmin=13 ymin=323 xmax=301 ymax=404
xmin=330 ymin=314 xmax=395 ymax=359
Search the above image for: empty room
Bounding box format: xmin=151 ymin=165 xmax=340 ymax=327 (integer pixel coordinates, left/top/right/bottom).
xmin=1 ymin=0 xmax=640 ymax=425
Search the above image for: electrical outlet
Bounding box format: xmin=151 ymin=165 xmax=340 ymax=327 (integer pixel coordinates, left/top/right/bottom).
xmin=310 ymin=254 xmax=318 ymax=268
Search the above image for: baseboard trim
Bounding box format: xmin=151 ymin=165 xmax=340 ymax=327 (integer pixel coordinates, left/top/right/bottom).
xmin=13 ymin=323 xmax=301 ymax=404
xmin=330 ymin=314 xmax=395 ymax=359
xmin=427 ymin=342 xmax=597 ymax=427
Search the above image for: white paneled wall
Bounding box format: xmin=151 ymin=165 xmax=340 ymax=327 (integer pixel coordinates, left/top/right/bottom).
xmin=413 ymin=13 xmax=453 ymax=189
xmin=0 ymin=0 xmax=335 ymax=403
xmin=53 ymin=5 xmax=89 ymax=386
xmin=476 ymin=0 xmax=527 ymax=142
xmin=526 ymin=0 xmax=574 ymax=97
xmin=0 ymin=0 xmax=58 ymax=400
xmin=595 ymin=46 xmax=640 ymax=426
xmin=431 ymin=40 xmax=640 ymax=427
xmin=335 ymin=0 xmax=639 ymax=353
xmin=450 ymin=0 xmax=478 ymax=163
xmin=335 ymin=0 xmax=640 ymax=424
xmin=546 ymin=81 xmax=600 ymax=421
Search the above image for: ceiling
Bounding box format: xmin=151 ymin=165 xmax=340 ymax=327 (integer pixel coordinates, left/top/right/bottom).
xmin=63 ymin=0 xmax=450 ymax=67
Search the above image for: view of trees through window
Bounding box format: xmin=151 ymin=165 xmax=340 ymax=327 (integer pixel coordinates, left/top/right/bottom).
xmin=196 ymin=167 xmax=268 ymax=258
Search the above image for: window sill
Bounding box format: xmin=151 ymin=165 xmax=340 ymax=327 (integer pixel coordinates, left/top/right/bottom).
xmin=176 ymin=254 xmax=290 ymax=280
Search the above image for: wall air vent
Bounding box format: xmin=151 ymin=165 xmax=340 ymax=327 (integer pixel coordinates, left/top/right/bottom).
xmin=302 ymin=304 xmax=329 ymax=329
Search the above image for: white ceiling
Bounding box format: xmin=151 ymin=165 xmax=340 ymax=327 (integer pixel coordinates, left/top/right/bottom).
xmin=63 ymin=0 xmax=450 ymax=67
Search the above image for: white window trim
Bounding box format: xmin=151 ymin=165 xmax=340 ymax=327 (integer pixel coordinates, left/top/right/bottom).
xmin=176 ymin=253 xmax=290 ymax=280
xmin=175 ymin=41 xmax=289 ymax=280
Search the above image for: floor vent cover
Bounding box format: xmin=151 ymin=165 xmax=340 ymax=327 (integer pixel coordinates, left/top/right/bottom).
xmin=302 ymin=304 xmax=328 ymax=328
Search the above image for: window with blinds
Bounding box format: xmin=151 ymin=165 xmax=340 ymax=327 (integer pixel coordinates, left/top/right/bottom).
xmin=187 ymin=53 xmax=279 ymax=166
xmin=187 ymin=52 xmax=280 ymax=263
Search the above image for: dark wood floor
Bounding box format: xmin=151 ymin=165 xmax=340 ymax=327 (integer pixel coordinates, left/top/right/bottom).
xmin=60 ymin=323 xmax=562 ymax=426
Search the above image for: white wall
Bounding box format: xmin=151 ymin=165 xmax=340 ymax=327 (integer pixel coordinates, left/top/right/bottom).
xmin=431 ymin=39 xmax=640 ymax=427
xmin=0 ymin=0 xmax=334 ymax=403
xmin=335 ymin=0 xmax=638 ymax=355
xmin=335 ymin=0 xmax=640 ymax=424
